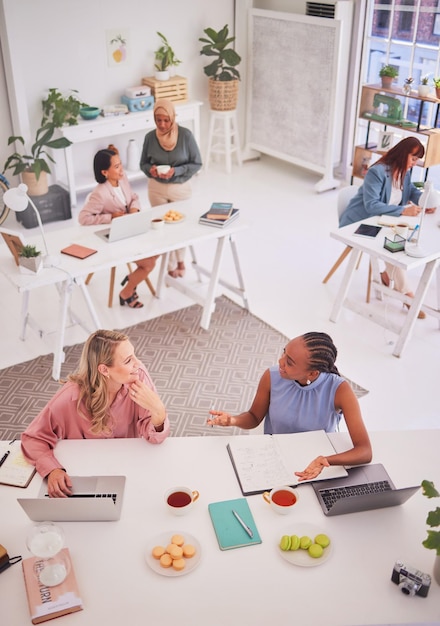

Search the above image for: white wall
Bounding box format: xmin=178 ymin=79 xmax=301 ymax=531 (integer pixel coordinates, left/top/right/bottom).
xmin=0 ymin=0 xmax=235 ymax=184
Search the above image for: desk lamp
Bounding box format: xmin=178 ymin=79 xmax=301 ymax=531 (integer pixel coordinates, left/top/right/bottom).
xmin=405 ymin=181 xmax=440 ymax=258
xmin=4 ymin=183 xmax=56 ymax=267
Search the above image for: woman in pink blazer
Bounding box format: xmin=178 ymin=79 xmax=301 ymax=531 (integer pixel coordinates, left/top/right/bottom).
xmin=79 ymin=148 xmax=157 ymax=308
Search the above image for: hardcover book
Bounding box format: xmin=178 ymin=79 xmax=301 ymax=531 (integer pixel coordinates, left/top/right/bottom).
xmin=22 ymin=548 xmax=83 ymax=624
xmin=208 ymin=498 xmax=262 ymax=550
xmin=199 ymin=208 xmax=239 ymax=229
xmin=206 ymin=202 xmax=233 ymax=220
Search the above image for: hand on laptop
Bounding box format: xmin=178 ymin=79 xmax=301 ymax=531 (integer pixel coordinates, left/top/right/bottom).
xmin=47 ymin=468 xmax=73 ymax=498
xmin=295 ymin=455 xmax=330 ymax=482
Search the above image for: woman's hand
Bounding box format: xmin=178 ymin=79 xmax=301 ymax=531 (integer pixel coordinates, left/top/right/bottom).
xmin=157 ymin=167 xmax=175 ymax=180
xmin=294 ymin=456 xmax=330 ymax=482
xmin=129 ymin=380 xmax=166 ymax=427
xmin=150 ymin=165 xmax=158 ymax=178
xmin=127 ymin=207 xmax=140 ymax=214
xmin=207 ymin=410 xmax=235 ymax=427
xmin=47 ymin=468 xmax=72 ymax=498
xmin=401 ymin=202 xmax=421 ymax=217
xmin=425 ymin=207 xmax=437 ymax=214
xmin=111 ymin=211 xmax=126 ymax=219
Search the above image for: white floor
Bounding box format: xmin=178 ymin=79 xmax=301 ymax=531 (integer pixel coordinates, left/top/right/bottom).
xmin=1 ymin=155 xmax=439 ymax=436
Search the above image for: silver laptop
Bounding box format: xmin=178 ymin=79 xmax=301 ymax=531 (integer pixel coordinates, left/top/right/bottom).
xmin=312 ymin=464 xmax=419 ymax=516
xmin=95 ymin=211 xmax=150 ymax=243
xmin=17 ymin=475 xmax=126 ymax=522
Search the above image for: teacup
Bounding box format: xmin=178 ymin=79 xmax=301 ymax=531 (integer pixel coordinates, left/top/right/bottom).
xmin=165 ymin=486 xmax=200 ymax=516
xmin=151 ymin=218 xmax=164 ymax=230
xmin=394 ymin=223 xmax=409 ymax=239
xmin=156 ymin=165 xmax=171 ymax=175
xmin=262 ymin=485 xmax=299 ymax=514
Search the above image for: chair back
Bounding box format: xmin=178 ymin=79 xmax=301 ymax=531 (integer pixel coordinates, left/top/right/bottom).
xmin=337 ymin=185 xmax=358 ymax=220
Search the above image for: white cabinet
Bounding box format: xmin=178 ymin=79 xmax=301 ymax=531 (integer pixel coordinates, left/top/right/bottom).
xmin=57 ymin=101 xmax=202 ymax=206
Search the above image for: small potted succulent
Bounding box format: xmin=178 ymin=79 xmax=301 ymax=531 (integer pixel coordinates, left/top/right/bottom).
xmin=433 ymin=77 xmax=440 ymax=100
xmin=18 ymin=244 xmax=42 ymax=274
xmin=379 ymin=64 xmax=398 ymax=88
xmin=402 ymin=77 xmax=414 ymax=96
xmin=418 ymin=75 xmax=430 ymax=98
xmin=154 ymin=32 xmax=181 ymax=81
xmin=422 ymin=480 xmax=440 ymax=585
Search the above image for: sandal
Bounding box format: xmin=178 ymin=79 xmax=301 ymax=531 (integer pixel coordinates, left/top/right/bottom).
xmin=380 ymin=271 xmax=390 ymax=287
xmin=403 ymin=302 xmax=426 ymax=319
xmin=119 ymin=292 xmax=143 ymax=308
xmin=168 ymin=268 xmax=185 ymax=278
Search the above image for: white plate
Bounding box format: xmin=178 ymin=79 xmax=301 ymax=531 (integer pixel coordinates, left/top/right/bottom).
xmin=163 ymin=213 xmax=185 ymax=224
xmin=145 ymin=531 xmax=201 ymax=577
xmin=277 ymin=523 xmax=332 ymax=568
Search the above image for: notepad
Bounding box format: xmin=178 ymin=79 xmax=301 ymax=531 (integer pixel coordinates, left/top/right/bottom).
xmin=61 ymin=244 xmax=97 ymax=259
xmin=226 ymin=432 xmax=348 ymax=496
xmin=208 ymin=498 xmax=262 ymax=550
xmin=0 ymin=440 xmax=36 ymax=488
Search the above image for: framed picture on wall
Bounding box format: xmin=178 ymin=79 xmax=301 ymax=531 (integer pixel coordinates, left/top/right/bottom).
xmin=377 ymin=130 xmax=394 ymax=152
xmin=106 ymin=30 xmax=130 ymax=67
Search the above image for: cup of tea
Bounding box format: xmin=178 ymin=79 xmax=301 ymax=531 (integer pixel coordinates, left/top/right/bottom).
xmin=165 ymin=486 xmax=200 ymax=516
xmin=151 ymin=218 xmax=164 ymax=230
xmin=394 ymin=223 xmax=409 ymax=239
xmin=262 ymin=486 xmax=299 ymax=514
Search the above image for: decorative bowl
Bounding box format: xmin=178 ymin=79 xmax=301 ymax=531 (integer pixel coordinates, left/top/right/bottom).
xmin=79 ymin=106 xmax=101 ymax=120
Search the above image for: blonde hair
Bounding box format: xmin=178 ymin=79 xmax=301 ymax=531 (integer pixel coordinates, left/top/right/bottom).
xmin=68 ymin=329 xmax=129 ymax=434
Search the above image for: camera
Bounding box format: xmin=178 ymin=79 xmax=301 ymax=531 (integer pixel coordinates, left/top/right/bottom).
xmin=391 ymin=561 xmax=431 ymax=598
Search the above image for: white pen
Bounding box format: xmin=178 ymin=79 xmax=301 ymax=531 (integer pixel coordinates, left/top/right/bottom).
xmin=232 ymin=509 xmax=253 ymax=538
xmin=209 ymin=402 xmax=215 ymax=427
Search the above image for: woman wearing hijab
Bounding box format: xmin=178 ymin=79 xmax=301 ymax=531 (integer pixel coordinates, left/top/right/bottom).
xmin=140 ymin=99 xmax=202 ymax=277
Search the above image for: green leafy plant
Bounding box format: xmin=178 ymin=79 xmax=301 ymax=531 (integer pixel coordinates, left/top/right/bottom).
xmin=154 ymin=32 xmax=181 ymax=72
xmin=379 ymin=64 xmax=399 ymax=79
xmin=421 ymin=480 xmax=440 ymax=555
xmin=420 ymin=75 xmax=429 ymax=86
xmin=199 ymin=24 xmax=241 ymax=81
xmin=433 ymin=77 xmax=440 ymax=88
xmin=3 ymin=88 xmax=87 ymax=181
xmin=19 ymin=244 xmax=41 ymax=258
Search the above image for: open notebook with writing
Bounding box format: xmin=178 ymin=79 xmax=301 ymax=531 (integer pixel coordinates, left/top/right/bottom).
xmin=0 ymin=440 xmax=36 ymax=488
xmin=227 ymin=431 xmax=348 ymax=496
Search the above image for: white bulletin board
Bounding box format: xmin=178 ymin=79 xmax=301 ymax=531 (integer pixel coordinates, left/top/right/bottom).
xmin=246 ymin=9 xmax=341 ymax=191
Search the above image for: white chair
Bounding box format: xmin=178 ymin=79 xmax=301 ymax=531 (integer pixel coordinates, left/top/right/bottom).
xmin=323 ymin=185 xmax=372 ymax=303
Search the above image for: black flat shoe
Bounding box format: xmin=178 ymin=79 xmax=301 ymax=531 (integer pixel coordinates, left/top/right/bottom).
xmin=119 ymin=292 xmax=143 ymax=308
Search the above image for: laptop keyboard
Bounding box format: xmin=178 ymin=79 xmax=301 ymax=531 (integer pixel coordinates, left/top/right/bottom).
xmin=68 ymin=493 xmax=117 ymax=504
xmin=319 ymin=480 xmax=392 ymax=511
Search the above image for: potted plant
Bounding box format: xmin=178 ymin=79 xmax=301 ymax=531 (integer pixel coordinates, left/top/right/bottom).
xmin=199 ymin=24 xmax=241 ymax=111
xmin=422 ymin=480 xmax=440 ymax=585
xmin=3 ymin=88 xmax=88 ymax=196
xmin=154 ymin=32 xmax=181 ymax=81
xmin=379 ymin=64 xmax=398 ymax=89
xmin=433 ymin=77 xmax=440 ymax=99
xmin=418 ymin=75 xmax=430 ymax=98
xmin=18 ymin=244 xmax=42 ymax=274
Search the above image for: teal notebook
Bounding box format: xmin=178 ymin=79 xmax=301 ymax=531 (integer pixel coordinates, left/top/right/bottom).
xmin=208 ymin=498 xmax=262 ymax=550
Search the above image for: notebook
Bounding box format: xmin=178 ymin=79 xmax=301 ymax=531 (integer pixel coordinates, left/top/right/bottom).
xmin=0 ymin=439 xmax=36 ymax=488
xmin=208 ymin=498 xmax=262 ymax=550
xmin=312 ymin=463 xmax=419 ymax=516
xmin=17 ymin=475 xmax=126 ymax=521
xmin=60 ymin=244 xmax=97 ymax=259
xmin=95 ymin=211 xmax=150 ymax=243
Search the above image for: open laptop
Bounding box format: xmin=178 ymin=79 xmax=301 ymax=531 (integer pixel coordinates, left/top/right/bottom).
xmin=312 ymin=463 xmax=419 ymax=517
xmin=95 ymin=211 xmax=150 ymax=243
xmin=17 ymin=475 xmax=126 ymax=522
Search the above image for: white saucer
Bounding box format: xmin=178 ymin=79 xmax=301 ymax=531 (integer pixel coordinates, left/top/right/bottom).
xmin=277 ymin=523 xmax=332 ymax=567
xmin=145 ymin=531 xmax=201 ymax=577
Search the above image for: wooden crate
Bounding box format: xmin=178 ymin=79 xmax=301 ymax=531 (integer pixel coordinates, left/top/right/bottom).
xmin=141 ymin=75 xmax=188 ymax=103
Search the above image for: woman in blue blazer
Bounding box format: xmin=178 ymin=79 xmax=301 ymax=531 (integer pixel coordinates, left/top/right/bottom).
xmin=339 ymin=137 xmax=436 ymax=318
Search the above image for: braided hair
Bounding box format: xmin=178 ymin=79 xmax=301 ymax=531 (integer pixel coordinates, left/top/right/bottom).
xmin=302 ymin=332 xmax=340 ymax=376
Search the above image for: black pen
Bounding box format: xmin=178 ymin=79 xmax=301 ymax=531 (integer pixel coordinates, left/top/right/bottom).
xmin=0 ymin=450 xmax=10 ymax=468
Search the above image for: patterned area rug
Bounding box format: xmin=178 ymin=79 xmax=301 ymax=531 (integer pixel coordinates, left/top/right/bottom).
xmin=0 ymin=296 xmax=368 ymax=440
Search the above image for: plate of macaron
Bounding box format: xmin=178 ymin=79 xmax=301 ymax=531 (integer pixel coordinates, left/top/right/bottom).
xmin=146 ymin=531 xmax=201 ymax=577
xmin=278 ymin=523 xmax=332 ymax=567
xmin=163 ymin=209 xmax=185 ymax=223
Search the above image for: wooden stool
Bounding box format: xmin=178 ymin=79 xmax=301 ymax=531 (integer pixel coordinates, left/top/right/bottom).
xmin=85 ymin=263 xmax=156 ymax=307
xmin=205 ymin=110 xmax=242 ymax=174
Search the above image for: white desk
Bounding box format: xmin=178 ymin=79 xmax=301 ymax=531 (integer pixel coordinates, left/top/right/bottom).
xmin=56 ymin=101 xmax=202 ymax=207
xmin=0 ymin=198 xmax=248 ymax=380
xmin=0 ymin=431 xmax=439 ymax=626
xmin=329 ymin=214 xmax=440 ymax=357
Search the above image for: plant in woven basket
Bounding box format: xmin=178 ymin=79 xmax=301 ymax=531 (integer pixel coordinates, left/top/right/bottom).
xmin=199 ymin=24 xmax=241 ymax=81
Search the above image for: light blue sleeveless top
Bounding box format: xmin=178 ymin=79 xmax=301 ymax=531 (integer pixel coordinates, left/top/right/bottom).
xmin=263 ymin=366 xmax=343 ymax=435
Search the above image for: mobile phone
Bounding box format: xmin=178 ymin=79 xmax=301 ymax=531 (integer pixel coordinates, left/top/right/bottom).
xmin=353 ymin=224 xmax=382 ymax=238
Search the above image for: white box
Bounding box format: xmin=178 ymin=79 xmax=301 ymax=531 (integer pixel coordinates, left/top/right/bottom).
xmin=124 ymin=85 xmax=151 ymax=98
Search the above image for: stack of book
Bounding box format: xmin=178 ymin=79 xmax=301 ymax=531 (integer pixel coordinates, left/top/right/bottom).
xmin=199 ymin=202 xmax=240 ymax=228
